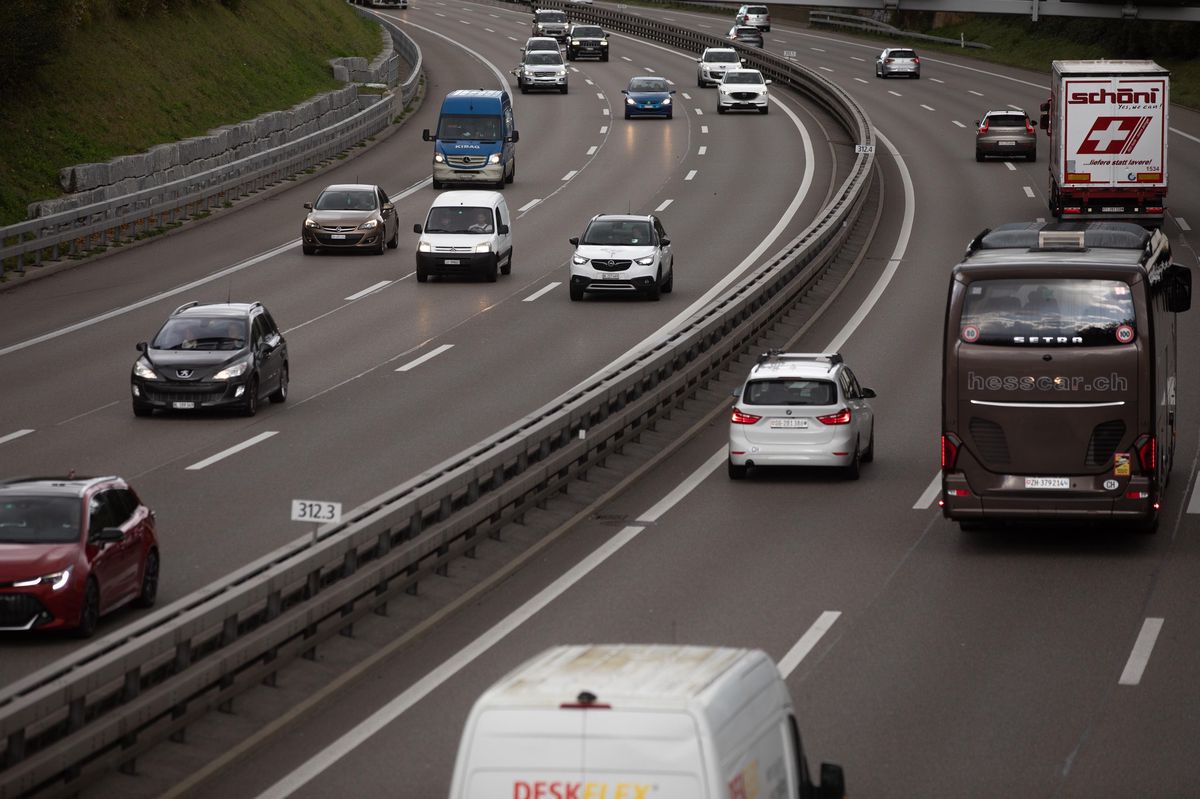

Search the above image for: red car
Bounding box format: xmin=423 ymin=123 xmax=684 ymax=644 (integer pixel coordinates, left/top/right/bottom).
xmin=0 ymin=475 xmax=159 ymax=636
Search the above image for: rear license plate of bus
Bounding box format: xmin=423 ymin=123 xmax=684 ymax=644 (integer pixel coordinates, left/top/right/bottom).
xmin=172 ymin=401 xmax=195 ymax=410
xmin=1024 ymin=477 xmax=1069 ymax=489
xmin=770 ymin=419 xmax=809 ymax=429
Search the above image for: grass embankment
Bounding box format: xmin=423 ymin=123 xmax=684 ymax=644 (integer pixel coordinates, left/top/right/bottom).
xmin=0 ymin=0 xmax=382 ymax=226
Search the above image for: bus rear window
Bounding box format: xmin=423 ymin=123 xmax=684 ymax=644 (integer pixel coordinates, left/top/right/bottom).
xmin=959 ymin=278 xmax=1136 ymax=346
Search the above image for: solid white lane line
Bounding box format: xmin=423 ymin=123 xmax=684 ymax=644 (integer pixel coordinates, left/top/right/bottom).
xmin=561 ymin=170 xmax=577 ymax=181
xmin=701 ymin=124 xmax=708 ymax=133
xmin=1023 ymin=186 xmax=1036 ymax=198
xmin=968 ymin=89 xmax=983 ymax=96
xmin=698 ymin=145 xmax=707 ymax=155
xmin=888 ymin=90 xmax=902 ymax=97
xmin=343 ymin=281 xmax=392 ymax=302
xmin=819 ymin=66 xmax=834 ymax=73
xmin=586 ymin=145 xmax=597 ymax=155
xmin=778 ymin=611 xmax=841 ymax=678
xmin=0 ymin=429 xmax=34 ymax=446
xmin=523 ymin=282 xmax=561 ymax=303
xmin=920 ymin=104 xmax=935 ymax=111
xmin=599 ymin=125 xmax=608 ymax=133
xmin=396 ymin=344 xmax=454 ymax=373
xmin=185 ymin=432 xmax=278 ymax=471
xmin=952 ymin=120 xmax=967 ymax=128
xmin=694 ymin=108 xmax=703 ymax=115
xmin=517 ymin=198 xmax=541 ymax=212
xmin=1004 ymin=162 xmax=1016 ymax=172
xmin=252 ymin=449 xmax=728 ymax=799
xmin=655 ymin=199 xmax=674 ymax=212
xmin=682 ymin=92 xmax=692 ymax=100
xmin=914 ymin=472 xmax=941 ymax=509
xmin=930 ymin=77 xmax=945 ymax=83
xmin=854 ymin=78 xmax=868 ymax=84
xmin=810 ymin=46 xmax=825 ymax=51
xmin=684 ymin=170 xmax=697 ymax=181
xmin=1119 ymin=618 xmax=1164 ymax=685
xmin=1177 ymin=218 xmax=1191 ymax=232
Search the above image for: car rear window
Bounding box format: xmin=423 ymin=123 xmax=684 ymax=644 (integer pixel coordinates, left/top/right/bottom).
xmin=746 ymin=6 xmax=768 ymax=13
xmin=0 ymin=496 xmax=81 ymax=544
xmin=743 ymin=379 xmax=837 ymax=406
xmin=890 ymin=50 xmax=917 ymax=59
xmin=959 ymin=278 xmax=1136 ymax=346
xmin=987 ymin=114 xmax=1028 ymax=128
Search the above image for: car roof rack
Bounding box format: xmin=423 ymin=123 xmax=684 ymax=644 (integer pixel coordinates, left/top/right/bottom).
xmin=171 ymin=301 xmax=201 ymax=316
xmin=755 ymin=350 xmax=843 ymax=370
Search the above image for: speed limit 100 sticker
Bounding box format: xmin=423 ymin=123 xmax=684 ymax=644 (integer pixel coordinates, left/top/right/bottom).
xmin=961 ymin=325 xmax=981 ymax=343
xmin=1115 ymin=324 xmax=1135 ymax=343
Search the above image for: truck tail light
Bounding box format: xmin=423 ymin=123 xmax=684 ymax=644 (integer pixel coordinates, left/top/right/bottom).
xmin=941 ymin=434 xmax=962 ymax=470
xmin=817 ymin=408 xmax=851 ymax=425
xmin=1147 ymin=206 xmax=1164 ymax=214
xmin=730 ymin=408 xmax=762 ymax=425
xmin=1135 ymin=435 xmax=1156 ymax=474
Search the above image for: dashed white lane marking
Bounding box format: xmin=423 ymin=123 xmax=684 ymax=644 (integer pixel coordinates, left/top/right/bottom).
xmin=888 ymin=90 xmax=902 ymax=97
xmin=682 ymin=92 xmax=692 ymax=100
xmin=655 ymin=199 xmax=674 ymax=212
xmin=694 ymin=108 xmax=703 ymax=115
xmin=1036 ymin=217 xmax=1046 ymax=223
xmin=914 ymin=472 xmax=941 ymax=509
xmin=460 ymin=19 xmax=470 ymax=24
xmin=778 ymin=611 xmax=842 ymax=678
xmin=1023 ymin=186 xmax=1036 ymax=198
xmin=586 ymin=145 xmax=597 ymax=155
xmin=684 ymin=170 xmax=697 ymax=181
xmin=810 ymin=46 xmax=825 ymax=51
xmin=396 ymin=344 xmax=454 ymax=373
xmin=850 ymin=55 xmax=865 ymax=62
xmin=643 ymin=66 xmax=655 ymax=72
xmin=1119 ymin=618 xmax=1164 ymax=686
xmin=666 ymin=79 xmax=675 ymax=86
xmin=600 ymin=125 xmax=608 ymax=133
xmin=701 ymin=124 xmax=708 ymax=133
xmin=1178 ymin=218 xmax=1192 ymax=232
xmin=698 ymin=145 xmax=707 ymax=155
xmin=186 ymin=432 xmax=279 ymax=471
xmin=484 ymin=27 xmax=494 ymax=32
xmin=773 ymin=38 xmax=786 ymax=44
xmin=930 ymin=77 xmax=945 ymax=84
xmin=523 ymin=282 xmax=561 ymax=303
xmin=344 ymin=281 xmax=392 ymax=302
xmin=569 ymin=66 xmax=579 ymax=73
xmin=952 ymin=120 xmax=967 ymax=128
xmin=1008 ymin=104 xmax=1023 ymax=111
xmin=562 ymin=170 xmax=578 ymax=181
xmin=968 ymin=89 xmax=983 ymax=96
xmin=435 ymin=11 xmax=445 ymax=16
xmin=518 ymin=198 xmax=541 ymax=212
xmin=602 ymin=108 xmax=610 ymax=116
xmin=595 ymin=91 xmax=604 ymax=99
xmin=1004 ymin=162 xmax=1016 ymax=171
xmin=1186 ymin=472 xmax=1200 ymax=512
xmin=488 ymin=12 xmax=498 ymax=16
xmin=585 ymin=78 xmax=594 ymax=85
xmin=0 ymin=429 xmax=34 ymax=446
xmin=819 ymin=66 xmax=833 ymax=73
xmin=920 ymin=104 xmax=935 ymax=111
xmin=507 ymin=35 xmax=518 ymax=41
xmin=854 ymin=78 xmax=868 ymax=84
xmin=621 ymin=55 xmax=633 ymax=61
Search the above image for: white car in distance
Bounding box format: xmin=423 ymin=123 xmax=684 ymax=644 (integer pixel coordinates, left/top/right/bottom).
xmin=696 ymin=47 xmax=744 ymax=88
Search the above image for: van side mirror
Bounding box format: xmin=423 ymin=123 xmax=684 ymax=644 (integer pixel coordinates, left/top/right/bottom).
xmin=498 ymin=223 xmax=510 ymax=235
xmin=1166 ymin=263 xmax=1192 ymax=313
xmin=861 ymin=387 xmax=877 ymax=399
xmin=817 ymin=763 xmax=846 ymax=799
xmin=303 ymin=202 xmax=313 ymax=210
xmin=669 ymin=89 xmax=677 ymax=95
xmin=137 ymin=341 xmax=148 ymax=353
xmin=422 ymin=129 xmax=433 ymax=142
xmin=1040 ymin=99 xmax=1050 ymax=113
xmin=569 ymin=236 xmax=579 ymax=246
xmin=508 ymin=130 xmax=520 ymax=143
xmin=413 ymin=223 xmax=422 ymax=234
xmin=765 ymin=79 xmax=772 ymax=85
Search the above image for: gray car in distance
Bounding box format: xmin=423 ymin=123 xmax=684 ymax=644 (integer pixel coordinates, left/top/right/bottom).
xmin=875 ymin=47 xmax=920 ymax=78
xmin=975 ymin=110 xmax=1038 ymax=162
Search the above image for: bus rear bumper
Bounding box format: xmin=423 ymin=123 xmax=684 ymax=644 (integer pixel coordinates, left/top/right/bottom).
xmin=941 ymin=473 xmax=1156 ymax=522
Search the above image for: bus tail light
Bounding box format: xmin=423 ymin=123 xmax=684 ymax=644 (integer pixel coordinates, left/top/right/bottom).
xmin=941 ymin=434 xmax=962 ymax=470
xmin=946 ymin=488 xmax=971 ymax=497
xmin=731 ymin=408 xmax=762 ymax=425
xmin=817 ymin=408 xmax=852 ymax=425
xmin=1135 ymin=435 xmax=1156 ymax=474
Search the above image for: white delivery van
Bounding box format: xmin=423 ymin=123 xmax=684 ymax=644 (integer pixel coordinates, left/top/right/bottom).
xmin=414 ymin=191 xmax=513 ymax=283
xmin=448 ymin=644 xmax=846 ymax=799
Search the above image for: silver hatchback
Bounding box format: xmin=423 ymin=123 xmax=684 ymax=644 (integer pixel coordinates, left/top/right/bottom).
xmin=728 ymin=352 xmax=876 ymax=479
xmin=875 ymin=47 xmax=920 ymax=79
xmin=735 ymin=4 xmax=770 ymax=31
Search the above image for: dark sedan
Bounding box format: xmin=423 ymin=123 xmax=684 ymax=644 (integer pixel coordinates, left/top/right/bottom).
xmin=622 ymin=76 xmax=676 ymax=119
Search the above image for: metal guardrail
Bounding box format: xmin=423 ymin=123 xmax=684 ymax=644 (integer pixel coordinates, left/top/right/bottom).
xmin=809 ymin=10 xmax=993 ymax=49
xmin=0 ymin=7 xmax=874 ymax=797
xmin=0 ymin=14 xmax=422 ymax=276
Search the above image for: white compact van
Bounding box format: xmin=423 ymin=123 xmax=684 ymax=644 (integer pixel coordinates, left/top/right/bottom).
xmin=414 ymin=191 xmax=513 ymax=283
xmin=448 ymin=644 xmax=845 ymax=799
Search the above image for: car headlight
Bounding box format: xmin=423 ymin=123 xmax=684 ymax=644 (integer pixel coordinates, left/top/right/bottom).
xmin=662 ymin=97 xmax=671 ymax=105
xmin=571 ymin=39 xmax=580 ymax=45
xmin=488 ymin=153 xmax=500 ymax=165
xmin=133 ymin=359 xmax=159 ymax=380
xmin=304 ymin=218 xmax=319 ymax=229
xmin=572 ymin=254 xmax=589 ymax=265
xmin=474 ymin=242 xmax=492 ymax=253
xmin=213 ymin=359 xmax=250 ymax=381
xmin=419 ymin=241 xmax=432 ymax=252
xmin=359 ymin=219 xmax=379 ymax=230
xmin=634 ymin=255 xmax=656 ymax=266
xmin=434 ymin=153 xmax=445 ymax=163
xmin=13 ymin=568 xmax=71 ymax=591
xmin=600 ymin=40 xmax=608 ymax=45
xmin=626 ymin=97 xmax=636 ymax=105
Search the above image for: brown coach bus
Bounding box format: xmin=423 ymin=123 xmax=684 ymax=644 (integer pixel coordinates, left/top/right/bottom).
xmin=941 ymin=222 xmax=1191 ymax=532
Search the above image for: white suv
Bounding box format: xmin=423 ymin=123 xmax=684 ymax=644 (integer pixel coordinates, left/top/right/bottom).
xmin=728 ymin=352 xmax=876 ymax=479
xmin=568 ymin=214 xmax=674 ymax=301
xmin=696 ymin=47 xmax=744 ymax=88
xmin=717 ymin=68 xmax=771 ymax=114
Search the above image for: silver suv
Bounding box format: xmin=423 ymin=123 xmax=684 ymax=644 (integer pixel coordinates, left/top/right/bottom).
xmin=728 ymin=352 xmax=876 ymax=479
xmin=875 ymin=47 xmax=920 ymax=79
xmin=532 ymin=9 xmax=569 ymax=42
xmin=735 ymin=3 xmax=770 ymax=31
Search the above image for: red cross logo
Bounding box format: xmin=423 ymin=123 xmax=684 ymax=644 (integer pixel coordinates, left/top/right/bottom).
xmin=1078 ymin=116 xmax=1152 ymax=155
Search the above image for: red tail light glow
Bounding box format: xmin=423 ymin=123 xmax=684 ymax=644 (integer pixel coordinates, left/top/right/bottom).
xmin=817 ymin=408 xmax=851 ymax=425
xmin=731 ymin=408 xmax=762 ymax=425
xmin=941 ymin=434 xmax=962 ymax=470
xmin=912 ymin=56 xmax=920 ymax=63
xmin=1025 ymin=119 xmax=1035 ymax=134
xmin=1136 ymin=435 xmax=1157 ymax=474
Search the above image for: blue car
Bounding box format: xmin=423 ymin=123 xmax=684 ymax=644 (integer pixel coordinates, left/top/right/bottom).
xmin=622 ymin=76 xmax=676 ymax=119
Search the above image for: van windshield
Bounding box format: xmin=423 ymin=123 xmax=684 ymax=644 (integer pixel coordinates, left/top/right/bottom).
xmin=438 ymin=115 xmax=501 ymax=141
xmin=959 ymin=278 xmax=1136 ymax=346
xmin=424 ymin=206 xmax=494 ymax=234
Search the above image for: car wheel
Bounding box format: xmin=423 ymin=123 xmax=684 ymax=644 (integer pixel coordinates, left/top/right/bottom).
xmin=269 ymin=363 xmax=288 ymax=403
xmin=602 ymin=54 xmax=609 ymax=62
xmin=975 ymin=151 xmax=984 ymax=163
xmin=241 ymin=377 xmax=259 ymax=417
xmin=132 ymin=402 xmax=153 ymax=417
xmin=844 ymin=439 xmax=862 ymax=480
xmin=1028 ymin=151 xmax=1037 ymax=163
xmin=374 ymin=235 xmax=385 ymax=255
xmin=759 ymin=105 xmax=768 ymax=114
xmin=717 ymin=105 xmax=727 ymax=114
xmin=302 ymin=243 xmax=316 ymax=255
xmin=416 ymin=267 xmax=428 ymax=283
xmin=484 ymin=258 xmax=498 ymax=283
xmin=506 ymin=159 xmax=515 ymax=184
xmin=432 ymin=178 xmax=443 ymax=190
xmin=569 ymin=283 xmax=584 ymax=301
xmin=561 ymin=84 xmax=568 ymax=94
xmin=862 ymin=424 xmax=875 ymax=463
xmin=387 ymin=225 xmax=399 ymax=249
xmin=74 ymin=578 xmax=100 ymax=639
xmin=646 ymin=271 xmax=661 ymax=301
xmin=501 ymin=248 xmax=512 ymax=276
xmin=914 ymin=73 xmax=920 ymax=79
xmin=728 ymin=457 xmax=748 ymax=480
xmin=519 ymin=83 xmax=528 ymax=94
xmin=666 ymin=110 xmax=673 ymax=119
xmin=133 ymin=549 xmax=160 ymax=609
xmin=661 ymin=267 xmax=673 ymax=294
xmin=698 ymin=76 xmax=705 ymax=87
xmin=624 ymin=110 xmax=631 ymax=119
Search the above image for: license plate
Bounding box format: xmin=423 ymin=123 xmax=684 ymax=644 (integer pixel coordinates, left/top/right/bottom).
xmin=600 ymin=272 xmax=620 ymax=279
xmin=1102 ymin=206 xmax=1124 ymax=213
xmin=998 ymin=140 xmax=1015 ymax=146
xmin=172 ymin=401 xmax=195 ymax=410
xmin=444 ymin=259 xmax=460 ymax=265
xmin=769 ymin=418 xmax=809 ymax=429
xmin=330 ymin=234 xmax=346 ymax=240
xmin=1024 ymin=477 xmax=1069 ymax=489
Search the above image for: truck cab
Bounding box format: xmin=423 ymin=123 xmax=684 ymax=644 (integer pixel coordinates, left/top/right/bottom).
xmin=423 ymin=90 xmax=518 ymax=190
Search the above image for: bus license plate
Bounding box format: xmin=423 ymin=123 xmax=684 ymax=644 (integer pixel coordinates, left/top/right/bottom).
xmin=1024 ymin=477 xmax=1069 ymax=489
xmin=770 ymin=418 xmax=809 ymax=429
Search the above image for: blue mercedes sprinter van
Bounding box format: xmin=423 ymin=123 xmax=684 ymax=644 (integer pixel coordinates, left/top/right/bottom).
xmin=423 ymin=90 xmax=519 ymax=190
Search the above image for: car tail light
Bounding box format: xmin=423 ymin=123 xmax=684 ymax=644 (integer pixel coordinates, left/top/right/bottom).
xmin=1135 ymin=435 xmax=1156 ymax=474
xmin=817 ymin=408 xmax=851 ymax=425
xmin=978 ymin=119 xmax=989 ymax=135
xmin=884 ymin=58 xmax=893 ymax=64
xmin=947 ymin=488 xmax=971 ymax=497
xmin=912 ymin=56 xmax=920 ymax=63
xmin=742 ymin=14 xmax=749 ymax=21
xmin=731 ymin=408 xmax=762 ymax=425
xmin=1025 ymin=118 xmax=1035 ymax=134
xmin=941 ymin=434 xmax=962 ymax=470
